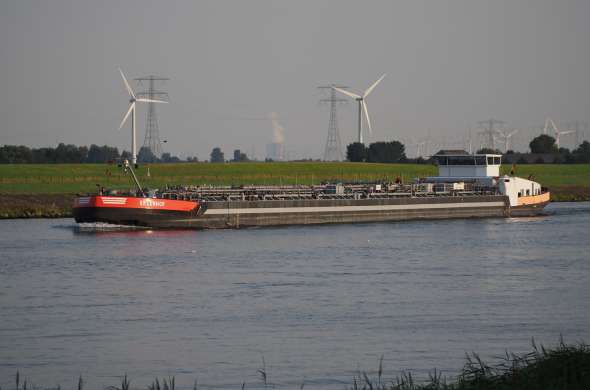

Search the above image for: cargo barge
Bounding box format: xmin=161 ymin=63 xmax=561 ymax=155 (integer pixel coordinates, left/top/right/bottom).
xmin=73 ymin=152 xmax=550 ymax=229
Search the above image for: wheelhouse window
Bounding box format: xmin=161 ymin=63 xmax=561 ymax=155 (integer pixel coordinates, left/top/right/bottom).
xmin=447 ymin=156 xmax=476 ymax=165
xmin=435 ymin=154 xmax=501 ymax=166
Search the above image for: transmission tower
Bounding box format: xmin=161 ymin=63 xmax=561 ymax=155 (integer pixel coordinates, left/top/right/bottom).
xmin=478 ymin=118 xmax=505 ymax=150
xmin=318 ymin=85 xmax=348 ymax=161
xmin=135 ymin=75 xmax=169 ymax=157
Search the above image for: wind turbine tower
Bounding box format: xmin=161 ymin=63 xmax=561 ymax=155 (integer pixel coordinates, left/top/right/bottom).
xmin=118 ymin=69 xmax=167 ymax=166
xmin=333 ymin=74 xmax=386 ymax=144
xmin=318 ymin=84 xmax=347 ymax=161
xmin=134 ymin=75 xmax=169 ymax=158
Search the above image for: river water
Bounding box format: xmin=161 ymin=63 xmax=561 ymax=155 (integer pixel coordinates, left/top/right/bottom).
xmin=1 ymin=202 xmax=590 ymax=389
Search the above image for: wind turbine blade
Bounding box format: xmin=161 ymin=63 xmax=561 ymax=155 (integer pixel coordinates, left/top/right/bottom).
xmin=362 ymin=100 xmax=372 ymax=135
xmin=332 ymin=86 xmax=360 ymax=99
xmin=549 ymin=118 xmax=559 ymax=134
xmin=543 ymin=118 xmax=550 ymax=134
xmin=363 ymin=73 xmax=386 ymax=98
xmin=136 ymin=98 xmax=168 ymax=104
xmin=118 ymin=68 xmax=136 ymax=99
xmin=560 ymin=130 xmax=575 ymax=135
xmin=119 ymin=103 xmax=135 ymax=129
xmin=509 ymin=129 xmax=519 ymax=137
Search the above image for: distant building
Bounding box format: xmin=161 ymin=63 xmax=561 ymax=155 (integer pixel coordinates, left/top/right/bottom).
xmin=232 ymin=149 xmax=249 ymax=162
xmin=266 ymin=142 xmax=284 ymax=161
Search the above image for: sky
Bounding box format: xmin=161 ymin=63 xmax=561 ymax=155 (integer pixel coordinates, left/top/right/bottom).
xmin=1 ymin=0 xmax=589 ymax=159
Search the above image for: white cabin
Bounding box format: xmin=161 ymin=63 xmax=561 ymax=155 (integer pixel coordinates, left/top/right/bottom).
xmin=435 ymin=153 xmax=502 ymax=178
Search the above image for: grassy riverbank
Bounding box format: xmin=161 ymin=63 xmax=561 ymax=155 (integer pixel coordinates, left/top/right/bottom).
xmin=0 ymin=162 xmax=589 ymax=218
xmin=7 ymin=341 xmax=590 ymax=389
xmin=0 ymin=194 xmax=73 ymax=218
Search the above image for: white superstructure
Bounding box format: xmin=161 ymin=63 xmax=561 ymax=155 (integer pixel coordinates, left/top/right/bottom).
xmin=427 ymin=151 xmax=545 ymax=207
xmin=436 ymin=153 xmax=502 ymax=178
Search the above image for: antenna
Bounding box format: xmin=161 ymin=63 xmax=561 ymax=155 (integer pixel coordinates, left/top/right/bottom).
xmin=318 ymin=84 xmax=348 ymax=161
xmin=134 ymin=75 xmax=169 ymax=158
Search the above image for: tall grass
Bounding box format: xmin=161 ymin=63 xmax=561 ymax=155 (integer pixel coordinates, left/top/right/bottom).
xmin=351 ymin=338 xmax=590 ymax=390
xmin=6 ymin=341 xmax=590 ymax=390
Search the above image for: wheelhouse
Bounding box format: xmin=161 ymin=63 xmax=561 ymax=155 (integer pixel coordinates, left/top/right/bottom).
xmin=433 ymin=153 xmax=502 ymax=178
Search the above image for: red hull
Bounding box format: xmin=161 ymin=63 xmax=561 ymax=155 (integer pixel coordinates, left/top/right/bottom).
xmin=73 ymin=196 xmax=200 ymax=227
xmin=74 ymin=196 xmax=198 ymax=212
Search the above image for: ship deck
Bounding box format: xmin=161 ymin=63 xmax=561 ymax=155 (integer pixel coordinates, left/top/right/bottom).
xmin=151 ymin=182 xmax=501 ymax=203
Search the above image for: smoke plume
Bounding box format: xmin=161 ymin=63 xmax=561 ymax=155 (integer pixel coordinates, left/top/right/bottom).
xmin=269 ymin=112 xmax=285 ymax=144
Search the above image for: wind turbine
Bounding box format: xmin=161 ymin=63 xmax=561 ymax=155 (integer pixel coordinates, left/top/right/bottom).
xmin=333 ymin=74 xmax=386 ymax=144
xmin=547 ymin=118 xmax=574 ymax=149
xmin=118 ymin=68 xmax=167 ymax=165
xmin=499 ymin=129 xmax=519 ymax=152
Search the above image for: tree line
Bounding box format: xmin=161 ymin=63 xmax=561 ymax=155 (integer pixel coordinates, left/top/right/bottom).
xmin=0 ymin=144 xmax=186 ymax=164
xmin=3 ymin=136 xmax=589 ymax=164
xmin=346 ymin=141 xmax=407 ymax=163
xmin=207 ymin=142 xmax=407 ymax=164
xmin=478 ymin=135 xmax=590 ymax=163
xmin=528 ymin=135 xmax=590 ymax=162
xmin=0 ymin=144 xmax=121 ymax=164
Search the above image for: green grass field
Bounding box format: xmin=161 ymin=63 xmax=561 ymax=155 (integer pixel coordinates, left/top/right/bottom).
xmin=0 ymin=162 xmax=589 ymax=195
xmin=0 ymin=162 xmax=436 ymax=193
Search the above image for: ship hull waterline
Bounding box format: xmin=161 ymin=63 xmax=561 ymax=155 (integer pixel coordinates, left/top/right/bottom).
xmin=73 ymin=194 xmax=550 ymax=229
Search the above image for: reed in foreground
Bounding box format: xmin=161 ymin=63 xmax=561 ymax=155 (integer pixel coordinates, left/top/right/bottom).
xmin=353 ymin=339 xmax=590 ymax=390
xmin=5 ymin=340 xmax=590 ymax=390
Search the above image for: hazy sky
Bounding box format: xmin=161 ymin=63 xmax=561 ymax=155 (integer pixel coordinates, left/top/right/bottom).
xmin=1 ymin=1 xmax=589 ymax=158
